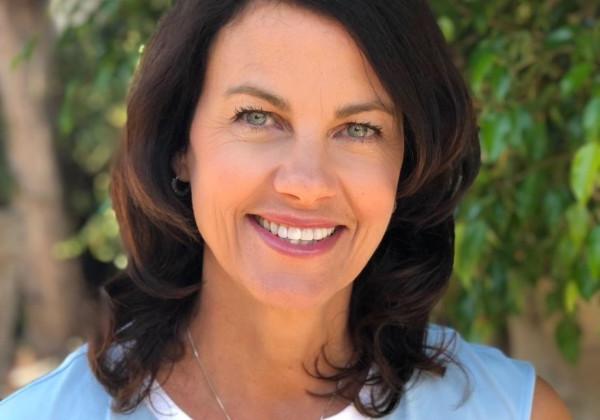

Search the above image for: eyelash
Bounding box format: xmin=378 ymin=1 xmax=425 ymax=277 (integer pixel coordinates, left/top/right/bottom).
xmin=230 ymin=105 xmax=384 ymax=141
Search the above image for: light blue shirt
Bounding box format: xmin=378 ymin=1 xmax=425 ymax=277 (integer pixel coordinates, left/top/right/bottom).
xmin=0 ymin=324 xmax=535 ymax=419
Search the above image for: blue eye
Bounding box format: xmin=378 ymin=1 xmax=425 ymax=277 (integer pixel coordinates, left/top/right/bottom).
xmin=232 ymin=106 xmax=273 ymax=129
xmin=231 ymin=106 xmax=383 ymax=141
xmin=243 ymin=110 xmax=267 ymax=126
xmin=344 ymin=122 xmax=383 ymax=141
xmin=348 ymin=125 xmax=370 ymax=137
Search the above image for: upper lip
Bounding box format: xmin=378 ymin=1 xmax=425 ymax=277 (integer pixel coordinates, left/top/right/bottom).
xmin=252 ymin=212 xmax=343 ymax=229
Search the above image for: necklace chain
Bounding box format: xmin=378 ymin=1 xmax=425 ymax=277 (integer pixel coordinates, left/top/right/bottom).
xmin=186 ymin=328 xmax=340 ymax=420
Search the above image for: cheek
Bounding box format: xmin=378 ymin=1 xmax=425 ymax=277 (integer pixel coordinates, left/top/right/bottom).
xmin=188 ymin=139 xmax=273 ymax=221
xmin=340 ymin=152 xmax=401 ymax=219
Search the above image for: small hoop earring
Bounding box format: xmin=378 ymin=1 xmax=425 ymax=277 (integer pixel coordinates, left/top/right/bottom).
xmin=171 ymin=176 xmax=190 ymax=197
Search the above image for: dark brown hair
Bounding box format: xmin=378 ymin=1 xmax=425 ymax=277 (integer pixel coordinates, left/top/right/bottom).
xmin=89 ymin=0 xmax=481 ymax=417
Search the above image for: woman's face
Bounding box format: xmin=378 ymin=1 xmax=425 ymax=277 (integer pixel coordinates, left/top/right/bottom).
xmin=178 ymin=1 xmax=404 ymax=309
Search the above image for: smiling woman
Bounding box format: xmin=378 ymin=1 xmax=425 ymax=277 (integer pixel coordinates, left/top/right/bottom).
xmin=0 ymin=0 xmax=571 ymax=419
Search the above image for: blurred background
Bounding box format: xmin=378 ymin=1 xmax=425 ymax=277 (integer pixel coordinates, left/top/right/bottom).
xmin=0 ymin=0 xmax=598 ymax=418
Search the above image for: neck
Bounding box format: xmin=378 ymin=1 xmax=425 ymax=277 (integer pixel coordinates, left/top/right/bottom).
xmin=187 ymin=249 xmax=355 ymax=405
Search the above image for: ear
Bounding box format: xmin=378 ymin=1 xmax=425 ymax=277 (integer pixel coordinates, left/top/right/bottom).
xmin=171 ymin=151 xmax=190 ymax=182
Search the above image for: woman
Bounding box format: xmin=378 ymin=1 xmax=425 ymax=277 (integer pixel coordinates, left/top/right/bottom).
xmin=0 ymin=0 xmax=571 ymax=419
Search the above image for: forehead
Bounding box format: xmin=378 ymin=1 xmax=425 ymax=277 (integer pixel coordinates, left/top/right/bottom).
xmin=201 ymin=0 xmax=393 ymax=109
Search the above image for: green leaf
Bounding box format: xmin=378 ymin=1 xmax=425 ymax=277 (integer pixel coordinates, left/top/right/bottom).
xmin=560 ymin=63 xmax=593 ymax=98
xmin=583 ymin=97 xmax=600 ymax=143
xmin=570 ymin=142 xmax=600 ymax=204
xmin=555 ymin=317 xmax=581 ymax=364
xmin=565 ymin=204 xmax=590 ymax=250
xmin=527 ymin=119 xmax=548 ymax=161
xmin=575 ymin=29 xmax=597 ymax=62
xmin=454 ymin=221 xmax=489 ymax=289
xmin=563 ymin=281 xmax=579 ymax=314
xmin=545 ymin=289 xmax=562 ymax=315
xmin=490 ymin=66 xmax=511 ymax=102
xmin=555 ymin=236 xmax=578 ymax=271
xmin=576 ymin=264 xmax=600 ymax=301
xmin=480 ymin=112 xmax=511 ymax=163
xmin=542 ymin=191 xmax=566 ymax=229
xmin=489 ymin=200 xmax=511 ymax=234
xmin=469 ymin=47 xmax=496 ymax=95
xmin=509 ymin=107 xmax=533 ymax=154
xmin=515 ymin=173 xmax=543 ymax=222
xmin=506 ymin=268 xmax=526 ymax=313
xmin=58 ymin=81 xmax=78 ymax=135
xmin=587 ymin=227 xmax=600 ymax=278
xmin=437 ymin=16 xmax=455 ymax=42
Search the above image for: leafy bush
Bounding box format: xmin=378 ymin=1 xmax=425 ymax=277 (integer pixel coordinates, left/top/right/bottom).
xmin=50 ymin=0 xmax=599 ymax=362
xmin=432 ymin=0 xmax=600 ymax=362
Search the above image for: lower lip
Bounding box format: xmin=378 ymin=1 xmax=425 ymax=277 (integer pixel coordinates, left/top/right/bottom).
xmin=247 ymin=215 xmax=345 ymax=258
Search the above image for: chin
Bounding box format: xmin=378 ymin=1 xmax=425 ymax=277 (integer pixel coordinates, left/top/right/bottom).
xmin=240 ymin=272 xmax=342 ymax=310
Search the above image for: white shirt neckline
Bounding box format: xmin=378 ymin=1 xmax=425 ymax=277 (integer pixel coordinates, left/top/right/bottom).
xmin=144 ymin=374 xmax=376 ymax=420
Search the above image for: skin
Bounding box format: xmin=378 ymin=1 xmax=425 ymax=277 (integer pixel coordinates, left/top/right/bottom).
xmin=166 ymin=2 xmax=403 ymax=418
xmin=163 ymin=1 xmax=571 ymax=419
xmin=531 ymin=377 xmax=572 ymax=420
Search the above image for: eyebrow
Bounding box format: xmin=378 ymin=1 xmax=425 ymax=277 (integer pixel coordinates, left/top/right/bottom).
xmin=225 ymin=84 xmax=394 ymax=118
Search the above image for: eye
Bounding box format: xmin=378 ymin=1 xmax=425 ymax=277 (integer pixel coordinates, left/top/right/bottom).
xmin=243 ymin=110 xmax=267 ymax=126
xmin=342 ymin=122 xmax=383 ymax=142
xmin=231 ymin=106 xmax=276 ymax=129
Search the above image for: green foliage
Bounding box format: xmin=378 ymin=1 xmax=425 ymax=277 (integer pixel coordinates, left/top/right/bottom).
xmin=431 ymin=0 xmax=600 ymax=362
xmin=555 ymin=315 xmax=582 ymax=364
xmin=1 ymin=0 xmax=590 ymax=361
xmin=52 ymin=0 xmax=170 ymax=266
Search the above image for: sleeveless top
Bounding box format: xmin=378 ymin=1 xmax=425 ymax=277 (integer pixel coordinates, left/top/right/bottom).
xmin=0 ymin=324 xmax=536 ymax=419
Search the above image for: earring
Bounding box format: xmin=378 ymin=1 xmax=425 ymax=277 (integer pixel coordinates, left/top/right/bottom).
xmin=171 ymin=176 xmax=190 ymax=197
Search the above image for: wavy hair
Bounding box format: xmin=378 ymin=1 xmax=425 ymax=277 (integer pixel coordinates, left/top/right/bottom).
xmin=89 ymin=0 xmax=481 ymax=417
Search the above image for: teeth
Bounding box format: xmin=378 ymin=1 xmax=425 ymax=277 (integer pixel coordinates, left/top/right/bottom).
xmin=260 ymin=217 xmax=269 ymax=230
xmin=277 ymin=225 xmax=287 ymax=238
xmin=255 ymin=215 xmax=337 ymax=244
xmin=300 ymin=229 xmax=313 ymax=241
xmin=288 ymin=227 xmax=302 ymax=240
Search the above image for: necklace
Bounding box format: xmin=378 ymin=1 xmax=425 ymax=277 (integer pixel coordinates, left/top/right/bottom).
xmin=186 ymin=328 xmax=341 ymax=420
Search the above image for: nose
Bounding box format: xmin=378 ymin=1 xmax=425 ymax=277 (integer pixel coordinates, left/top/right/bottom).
xmin=272 ymin=139 xmax=336 ymax=207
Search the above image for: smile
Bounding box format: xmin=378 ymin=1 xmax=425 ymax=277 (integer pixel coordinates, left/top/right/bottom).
xmin=253 ymin=215 xmax=337 ymax=245
xmin=248 ymin=215 xmax=344 ymax=257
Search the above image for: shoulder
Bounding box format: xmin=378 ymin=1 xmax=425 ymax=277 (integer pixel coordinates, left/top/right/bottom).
xmin=531 ymin=376 xmax=572 ymax=420
xmin=393 ymin=324 xmax=537 ymax=420
xmin=0 ymin=343 xmax=153 ymax=420
xmin=0 ymin=343 xmax=110 ymax=419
